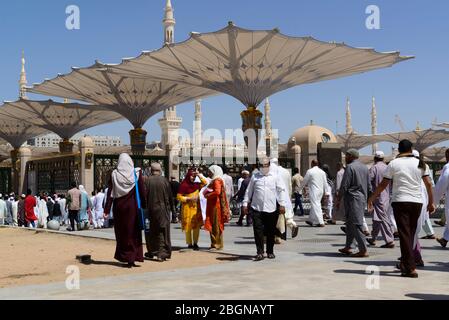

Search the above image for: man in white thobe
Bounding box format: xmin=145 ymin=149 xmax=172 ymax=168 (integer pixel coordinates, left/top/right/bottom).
xmin=434 ymin=148 xmax=449 ymax=248
xmin=93 ymin=189 xmax=106 ymax=229
xmin=299 ymin=160 xmax=327 ymax=227
xmin=0 ymin=195 xmax=7 ymax=225
xmin=271 ymin=159 xmax=299 ymax=239
xmin=222 ymin=169 xmax=234 ymax=205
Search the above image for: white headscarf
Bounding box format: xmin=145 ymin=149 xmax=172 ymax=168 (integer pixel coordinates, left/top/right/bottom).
xmin=208 ymin=165 xmax=224 ymax=181
xmin=79 ymin=185 xmax=87 ymax=195
xmin=111 ymin=153 xmax=141 ymax=198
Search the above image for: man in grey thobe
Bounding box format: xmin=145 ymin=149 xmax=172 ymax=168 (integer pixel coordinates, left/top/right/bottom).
xmin=337 ymin=149 xmax=370 ymax=257
xmin=367 ymin=151 xmax=395 ymax=248
xmin=145 ymin=163 xmax=175 ymax=262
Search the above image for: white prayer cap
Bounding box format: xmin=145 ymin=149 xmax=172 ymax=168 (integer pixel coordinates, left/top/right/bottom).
xmin=270 ymin=158 xmax=279 ymax=165
xmin=413 ymin=150 xmax=420 ymax=158
xmin=242 ymin=170 xmax=250 ymax=175
xmin=375 ymin=151 xmax=385 ymax=159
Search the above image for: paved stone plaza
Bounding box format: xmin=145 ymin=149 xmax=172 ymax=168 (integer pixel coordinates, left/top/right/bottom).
xmin=1 ymin=216 xmax=449 ymax=300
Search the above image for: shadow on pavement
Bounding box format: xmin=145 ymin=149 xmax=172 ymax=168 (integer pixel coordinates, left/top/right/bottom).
xmin=214 ymin=251 xmax=255 ymax=262
xmin=302 ymin=252 xmax=347 ymax=258
xmin=234 ymin=241 xmax=256 ymax=245
xmin=81 ymin=260 xmax=133 ymax=268
xmin=406 ymin=293 xmax=449 ymax=300
xmin=334 ymin=269 xmax=399 ymax=277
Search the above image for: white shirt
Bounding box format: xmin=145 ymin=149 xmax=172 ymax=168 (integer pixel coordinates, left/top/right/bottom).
xmin=384 ymin=156 xmax=429 ymax=203
xmin=223 ymin=174 xmax=234 ymax=198
xmin=238 ymin=178 xmax=244 ymax=192
xmin=243 ymin=170 xmax=287 ymax=213
xmin=336 ymin=169 xmax=345 ymax=191
xmin=434 ymin=162 xmax=449 ymax=207
xmin=299 ymin=166 xmax=328 ymax=197
xmin=94 ymin=193 xmax=105 ymax=213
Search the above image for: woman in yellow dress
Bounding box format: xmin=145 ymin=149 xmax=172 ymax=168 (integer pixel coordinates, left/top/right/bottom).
xmin=177 ymin=169 xmax=207 ymax=250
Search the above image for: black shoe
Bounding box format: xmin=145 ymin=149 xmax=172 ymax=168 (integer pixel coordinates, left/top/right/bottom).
xmin=144 ymin=252 xmax=153 ymax=259
xmin=380 ymin=242 xmax=395 ymax=249
xmin=326 ymin=220 xmax=336 ymax=225
xmin=401 ymin=271 xmax=418 ymax=278
xmin=292 ymin=226 xmax=299 ymax=239
xmin=267 ymin=254 xmax=276 ymax=260
xmin=254 ymin=254 xmax=265 ymax=262
xmin=437 ymin=238 xmax=448 ymax=248
xmin=193 ymin=244 xmax=200 ymax=251
xmin=188 ymin=245 xmax=194 ymax=250
xmin=127 ymin=262 xmax=138 ymax=268
xmin=236 ymin=222 xmax=243 ymax=226
xmin=367 ymin=238 xmax=376 ymax=246
xmin=305 ymin=221 xmax=313 ymax=227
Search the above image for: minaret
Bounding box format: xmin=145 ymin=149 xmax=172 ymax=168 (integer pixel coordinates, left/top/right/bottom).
xmin=264 ymin=98 xmax=272 ymax=140
xmin=345 ymin=97 xmax=353 ymax=135
xmin=371 ymin=96 xmax=378 ymax=154
xmin=163 ymin=0 xmax=175 ymax=44
xmin=194 ymin=99 xmax=202 ymax=149
xmin=264 ymin=98 xmax=273 ymax=156
xmin=159 ymin=0 xmax=182 ymax=149
xmin=19 ymin=51 xmax=28 ymax=99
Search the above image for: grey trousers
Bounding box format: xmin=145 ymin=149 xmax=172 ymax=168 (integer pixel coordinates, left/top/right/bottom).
xmin=346 ymin=221 xmax=367 ymax=252
xmin=372 ymin=219 xmax=395 ymax=244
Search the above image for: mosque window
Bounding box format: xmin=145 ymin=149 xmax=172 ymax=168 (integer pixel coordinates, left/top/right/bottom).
xmin=322 ymin=133 xmax=331 ymax=143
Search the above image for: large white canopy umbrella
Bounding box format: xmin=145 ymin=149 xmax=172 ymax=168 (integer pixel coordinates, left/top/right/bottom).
xmin=106 ymin=22 xmax=413 ymax=148
xmin=0 ymin=117 xmax=49 ymax=193
xmin=0 ymin=99 xmax=123 ymax=153
xmin=375 ymin=128 xmax=449 ymax=152
xmin=28 ymin=62 xmax=218 ymax=153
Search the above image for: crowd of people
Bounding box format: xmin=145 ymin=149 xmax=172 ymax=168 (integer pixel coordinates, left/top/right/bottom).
xmin=0 ymin=185 xmax=111 ymax=232
xmin=1 ymin=139 xmax=448 ymax=278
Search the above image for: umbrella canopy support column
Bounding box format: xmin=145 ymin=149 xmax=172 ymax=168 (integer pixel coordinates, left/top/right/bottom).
xmin=59 ymin=138 xmax=74 ymax=154
xmin=129 ymin=128 xmax=148 ymax=155
xmin=10 ymin=149 xmax=20 ymax=194
xmin=241 ymin=105 xmax=263 ymax=162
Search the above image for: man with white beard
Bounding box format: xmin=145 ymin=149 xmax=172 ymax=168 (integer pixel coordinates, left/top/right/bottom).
xmin=299 ymin=160 xmax=327 ymax=227
xmin=271 ymin=159 xmax=299 ymax=239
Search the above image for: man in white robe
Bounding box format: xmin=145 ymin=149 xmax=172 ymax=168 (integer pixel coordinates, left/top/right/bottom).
xmin=37 ymin=195 xmax=49 ymax=229
xmin=299 ymin=160 xmax=327 ymax=227
xmin=222 ymin=169 xmax=234 ymax=205
xmin=93 ymin=189 xmax=106 ymax=229
xmin=434 ymin=149 xmax=449 ymax=248
xmin=271 ymin=159 xmax=299 ymax=238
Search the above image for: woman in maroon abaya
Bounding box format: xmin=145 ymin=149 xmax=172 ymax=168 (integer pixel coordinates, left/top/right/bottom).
xmin=104 ymin=153 xmax=145 ymax=268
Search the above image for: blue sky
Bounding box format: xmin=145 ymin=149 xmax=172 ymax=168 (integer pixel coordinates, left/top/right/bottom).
xmin=1 ymin=0 xmax=449 ymax=149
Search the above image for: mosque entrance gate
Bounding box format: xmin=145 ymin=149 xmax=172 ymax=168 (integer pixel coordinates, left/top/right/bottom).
xmin=25 ymin=156 xmax=80 ymax=195
xmin=0 ymin=167 xmax=12 ymax=195
xmin=94 ymin=154 xmax=169 ymax=191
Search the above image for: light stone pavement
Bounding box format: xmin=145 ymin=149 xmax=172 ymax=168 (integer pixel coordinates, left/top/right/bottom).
xmin=1 ymin=216 xmax=449 ymax=300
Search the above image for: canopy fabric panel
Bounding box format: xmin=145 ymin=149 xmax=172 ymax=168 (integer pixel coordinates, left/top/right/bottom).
xmin=0 ymin=118 xmax=48 ymax=149
xmin=108 ymin=23 xmax=413 ymax=108
xmin=376 ymin=129 xmax=449 ymax=152
xmin=0 ymin=99 xmax=123 ymax=140
xmin=29 ymin=63 xmax=217 ymax=128
xmin=337 ymin=133 xmax=385 ymax=153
